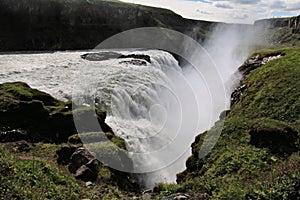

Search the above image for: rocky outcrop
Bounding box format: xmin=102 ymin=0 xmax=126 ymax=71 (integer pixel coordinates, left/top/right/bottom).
xmin=255 ymin=15 xmax=300 ymax=32
xmin=119 ymin=54 xmax=151 ymax=63
xmin=0 ymin=0 xmax=214 ymax=51
xmin=0 ymin=82 xmax=111 ymax=143
xmin=81 ymin=52 xmax=151 ymax=66
xmin=56 ymin=144 xmax=138 ymax=190
xmin=231 ymin=52 xmax=284 ymax=106
xmin=254 ymin=15 xmax=300 ymax=45
xmin=249 ymin=119 xmax=299 ymax=156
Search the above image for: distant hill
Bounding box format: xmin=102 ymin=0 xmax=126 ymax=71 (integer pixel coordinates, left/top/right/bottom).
xmin=0 ymin=0 xmax=215 ymax=51
xmin=0 ymin=0 xmax=299 ymax=51
xmin=254 ymin=15 xmax=300 ymax=46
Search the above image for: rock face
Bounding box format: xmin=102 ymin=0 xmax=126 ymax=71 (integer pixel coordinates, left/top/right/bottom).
xmin=255 ymin=15 xmax=300 ymax=32
xmin=254 ymin=15 xmax=300 ymax=45
xmin=231 ymin=52 xmax=283 ymax=106
xmin=0 ymin=0 xmax=214 ymax=51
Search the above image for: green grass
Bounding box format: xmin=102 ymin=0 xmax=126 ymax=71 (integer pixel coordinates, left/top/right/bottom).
xmin=0 ymin=142 xmax=140 ymax=199
xmin=0 ymin=145 xmax=82 ymax=199
xmin=156 ymin=46 xmax=300 ymax=199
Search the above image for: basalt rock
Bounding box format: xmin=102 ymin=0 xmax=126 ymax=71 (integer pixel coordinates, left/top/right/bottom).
xmin=68 ymin=147 xmax=95 ymax=174
xmin=75 ymin=165 xmax=98 ymax=182
xmin=119 ymin=59 xmax=147 ymax=66
xmin=231 ymin=53 xmax=284 ymax=106
xmin=56 ymin=145 xmax=78 ymax=165
xmin=0 ymin=129 xmax=27 ymax=142
xmin=118 ymin=54 xmax=151 ymax=63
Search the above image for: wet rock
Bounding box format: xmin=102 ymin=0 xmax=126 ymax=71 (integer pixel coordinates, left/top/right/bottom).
xmin=239 ymin=53 xmax=284 ymax=76
xmin=219 ymin=110 xmax=230 ymax=120
xmin=68 ymin=147 xmax=95 ymax=173
xmin=81 ymin=52 xmax=123 ymax=61
xmin=56 ymin=145 xmax=77 ymax=165
xmin=230 ymin=80 xmax=246 ymax=106
xmin=119 ymin=59 xmax=147 ymax=66
xmin=85 ymin=181 xmax=93 ymax=187
xmin=13 ymin=141 xmax=33 ymax=152
xmin=75 ymin=165 xmax=97 ymax=182
xmin=161 ymin=193 xmax=190 ymax=200
xmin=232 ymin=53 xmax=284 ymax=106
xmin=118 ymin=54 xmax=151 ymax=63
xmin=0 ymin=129 xmax=27 ymax=142
xmin=85 ymin=159 xmax=101 ymax=171
xmin=68 ymin=134 xmax=82 ymax=144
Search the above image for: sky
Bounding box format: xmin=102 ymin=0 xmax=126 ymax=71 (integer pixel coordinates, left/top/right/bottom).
xmin=120 ymin=0 xmax=300 ymax=24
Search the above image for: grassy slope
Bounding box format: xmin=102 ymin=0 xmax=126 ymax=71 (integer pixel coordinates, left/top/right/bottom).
xmin=0 ymin=82 xmax=136 ymax=199
xmin=154 ymin=46 xmax=300 ymax=199
xmin=0 ymin=142 xmax=137 ymax=199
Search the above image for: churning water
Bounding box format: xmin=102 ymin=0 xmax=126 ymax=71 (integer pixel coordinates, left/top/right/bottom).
xmin=0 ymin=24 xmax=257 ymax=188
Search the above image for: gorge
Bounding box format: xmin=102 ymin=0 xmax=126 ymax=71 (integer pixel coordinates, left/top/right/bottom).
xmin=0 ymin=0 xmax=299 ymax=199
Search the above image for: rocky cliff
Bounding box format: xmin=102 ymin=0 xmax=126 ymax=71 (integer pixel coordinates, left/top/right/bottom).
xmin=254 ymin=15 xmax=300 ymax=45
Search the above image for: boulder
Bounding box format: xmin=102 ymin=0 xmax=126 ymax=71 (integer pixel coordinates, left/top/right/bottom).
xmin=0 ymin=129 xmax=27 ymax=142
xmin=56 ymin=145 xmax=77 ymax=165
xmin=75 ymin=165 xmax=97 ymax=182
xmin=85 ymin=159 xmax=101 ymax=171
xmin=249 ymin=119 xmax=299 ymax=156
xmin=119 ymin=59 xmax=147 ymax=66
xmin=68 ymin=147 xmax=95 ymax=173
xmin=0 ymin=82 xmax=113 ymax=143
xmin=81 ymin=52 xmax=123 ymax=61
xmin=12 ymin=140 xmax=33 ymax=152
xmin=118 ymin=54 xmax=151 ymax=63
xmin=160 ymin=193 xmax=190 ymax=200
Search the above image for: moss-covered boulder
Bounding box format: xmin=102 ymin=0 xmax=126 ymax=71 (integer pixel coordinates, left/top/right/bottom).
xmin=249 ymin=118 xmax=299 ymax=156
xmin=0 ymin=82 xmax=110 ymax=143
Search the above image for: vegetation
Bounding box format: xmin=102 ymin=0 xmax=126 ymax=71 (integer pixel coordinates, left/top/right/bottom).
xmin=154 ymin=46 xmax=300 ymax=199
xmin=0 ymin=142 xmax=140 ymax=199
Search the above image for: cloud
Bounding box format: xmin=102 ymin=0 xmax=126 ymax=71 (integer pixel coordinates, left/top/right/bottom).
xmin=196 ymin=9 xmax=212 ymax=14
xmin=233 ymin=0 xmax=261 ymax=4
xmin=285 ymin=2 xmax=300 ymax=11
xmin=211 ymin=0 xmax=261 ymax=5
xmin=214 ymin=3 xmax=233 ymax=9
xmin=230 ymin=13 xmax=249 ymax=19
xmin=187 ymin=0 xmax=213 ymax=4
xmin=269 ymin=0 xmax=286 ymax=9
xmin=119 ymin=0 xmax=299 ymax=24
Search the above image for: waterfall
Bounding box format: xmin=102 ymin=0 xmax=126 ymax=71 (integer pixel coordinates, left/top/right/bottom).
xmin=0 ymin=22 xmax=257 ymax=188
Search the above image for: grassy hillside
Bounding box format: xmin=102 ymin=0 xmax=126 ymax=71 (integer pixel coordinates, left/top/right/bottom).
xmin=153 ymin=46 xmax=300 ymax=199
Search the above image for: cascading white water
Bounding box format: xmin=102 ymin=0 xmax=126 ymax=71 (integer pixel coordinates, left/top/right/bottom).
xmin=0 ymin=49 xmax=207 ymax=188
xmin=0 ymin=25 xmax=261 ymax=189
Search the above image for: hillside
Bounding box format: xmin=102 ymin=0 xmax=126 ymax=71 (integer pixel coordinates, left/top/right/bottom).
xmin=0 ymin=0 xmax=214 ymax=51
xmin=1 ymin=0 xmax=299 ymax=52
xmin=255 ymin=15 xmax=300 ymax=46
xmin=153 ymin=46 xmax=300 ymax=199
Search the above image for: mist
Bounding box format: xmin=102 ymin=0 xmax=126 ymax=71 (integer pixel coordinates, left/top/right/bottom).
xmin=136 ymin=23 xmax=266 ymax=188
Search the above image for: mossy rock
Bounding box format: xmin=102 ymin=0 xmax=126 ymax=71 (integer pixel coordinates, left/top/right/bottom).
xmin=85 ymin=141 xmax=133 ymax=172
xmin=249 ymin=118 xmax=299 ymax=156
xmin=0 ymin=82 xmax=116 ymax=144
